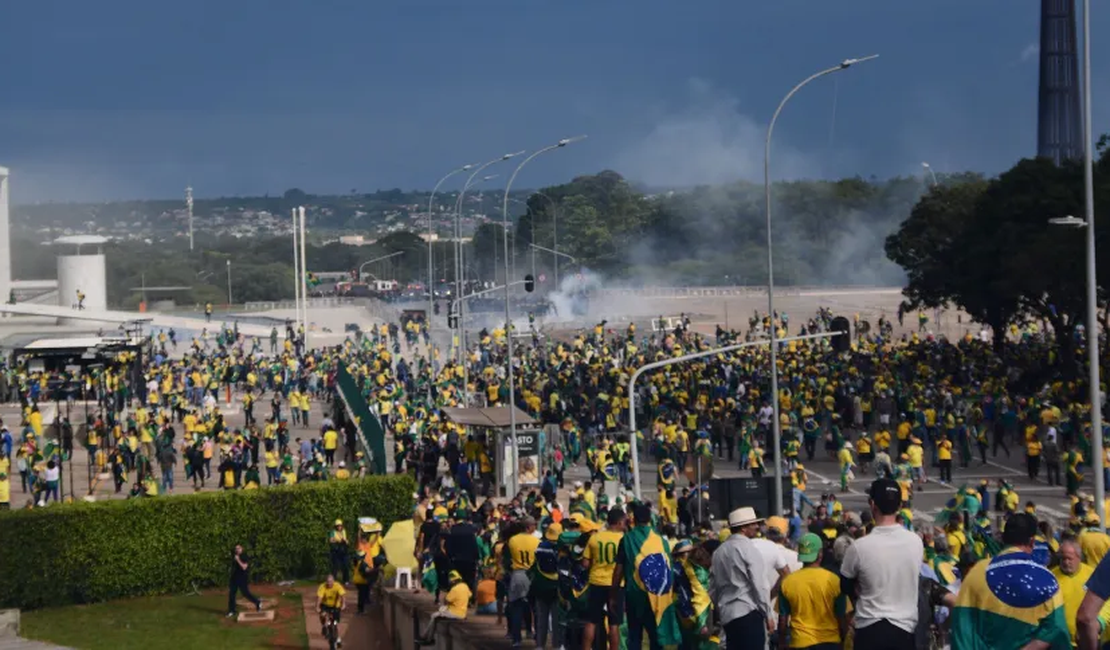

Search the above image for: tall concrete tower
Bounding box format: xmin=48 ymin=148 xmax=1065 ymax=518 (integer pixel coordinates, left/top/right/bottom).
xmin=0 ymin=166 xmax=10 ymax=302
xmin=1038 ymin=0 xmax=1083 ymax=165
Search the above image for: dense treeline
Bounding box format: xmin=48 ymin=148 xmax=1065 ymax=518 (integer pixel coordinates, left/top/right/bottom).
xmin=12 ymin=170 xmax=952 ymax=307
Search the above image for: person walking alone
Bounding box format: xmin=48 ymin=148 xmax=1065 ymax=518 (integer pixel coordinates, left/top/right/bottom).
xmin=227 ymin=544 xmax=262 ymax=618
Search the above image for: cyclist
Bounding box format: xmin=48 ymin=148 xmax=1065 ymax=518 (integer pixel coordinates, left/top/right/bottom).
xmin=316 ymin=573 xmax=346 ymax=647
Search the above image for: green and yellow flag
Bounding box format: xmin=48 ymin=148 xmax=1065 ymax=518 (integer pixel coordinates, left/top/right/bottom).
xmin=950 ymin=548 xmax=1070 ymax=650
xmin=675 ymin=557 xmax=713 ymax=649
xmin=621 ymin=525 xmax=681 ymax=646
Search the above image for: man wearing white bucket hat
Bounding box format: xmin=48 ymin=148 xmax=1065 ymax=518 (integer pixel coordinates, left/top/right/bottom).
xmin=710 ymin=507 xmax=773 ymax=650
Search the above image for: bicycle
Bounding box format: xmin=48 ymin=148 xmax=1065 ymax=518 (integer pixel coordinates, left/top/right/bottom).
xmin=321 ymin=607 xmax=341 ymax=650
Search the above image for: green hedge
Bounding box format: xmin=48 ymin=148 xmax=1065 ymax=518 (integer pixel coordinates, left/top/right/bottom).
xmin=0 ymin=475 xmax=415 ymax=609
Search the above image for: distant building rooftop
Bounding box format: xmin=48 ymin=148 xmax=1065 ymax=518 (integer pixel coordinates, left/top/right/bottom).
xmin=53 ymin=235 xmax=110 ymax=246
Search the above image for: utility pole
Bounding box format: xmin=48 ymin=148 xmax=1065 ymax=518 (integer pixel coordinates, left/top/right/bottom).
xmin=186 ymin=186 xmax=194 ymax=251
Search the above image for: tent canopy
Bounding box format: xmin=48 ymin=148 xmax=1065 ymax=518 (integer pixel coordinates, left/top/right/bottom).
xmin=440 ymin=406 xmax=536 ymax=428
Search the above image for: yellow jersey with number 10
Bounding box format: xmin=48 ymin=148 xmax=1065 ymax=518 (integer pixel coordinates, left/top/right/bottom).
xmin=584 ymin=530 xmax=624 ymax=586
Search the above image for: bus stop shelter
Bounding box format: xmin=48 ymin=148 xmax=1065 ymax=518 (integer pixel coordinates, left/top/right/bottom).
xmin=440 ymin=406 xmax=540 ymax=496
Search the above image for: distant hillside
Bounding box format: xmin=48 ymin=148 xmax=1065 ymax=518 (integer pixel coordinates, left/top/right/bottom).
xmin=13 ymin=186 xmax=536 ymax=243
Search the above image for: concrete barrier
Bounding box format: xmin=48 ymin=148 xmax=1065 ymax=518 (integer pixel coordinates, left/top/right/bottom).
xmin=380 ymin=587 xmax=515 ymax=650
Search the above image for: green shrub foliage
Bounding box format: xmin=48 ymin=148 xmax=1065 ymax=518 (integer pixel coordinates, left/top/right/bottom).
xmin=0 ymin=475 xmax=415 ymax=609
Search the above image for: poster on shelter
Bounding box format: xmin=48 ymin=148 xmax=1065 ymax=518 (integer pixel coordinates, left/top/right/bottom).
xmin=515 ymin=429 xmax=541 ymax=486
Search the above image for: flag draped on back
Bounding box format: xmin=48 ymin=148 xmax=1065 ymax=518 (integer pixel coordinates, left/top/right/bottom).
xmin=950 ymin=549 xmax=1069 ymax=650
xmin=675 ymin=559 xmax=713 ymax=649
xmin=621 ymin=525 xmax=681 ymax=646
xmin=570 ymin=499 xmax=596 ymax=523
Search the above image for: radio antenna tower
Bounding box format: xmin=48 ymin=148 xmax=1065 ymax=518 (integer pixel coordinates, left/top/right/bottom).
xmin=186 ymin=185 xmax=194 ymax=251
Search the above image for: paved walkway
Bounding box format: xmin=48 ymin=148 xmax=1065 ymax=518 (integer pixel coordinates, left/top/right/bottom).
xmin=0 ymin=638 xmax=72 ymax=650
xmin=300 ymin=588 xmax=383 ymax=650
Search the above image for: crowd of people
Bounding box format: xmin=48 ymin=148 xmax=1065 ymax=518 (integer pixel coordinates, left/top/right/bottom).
xmin=5 ymin=299 xmax=1110 ymax=650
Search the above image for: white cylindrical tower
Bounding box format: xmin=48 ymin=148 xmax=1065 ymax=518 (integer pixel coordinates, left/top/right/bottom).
xmin=54 ymin=235 xmax=108 ymax=326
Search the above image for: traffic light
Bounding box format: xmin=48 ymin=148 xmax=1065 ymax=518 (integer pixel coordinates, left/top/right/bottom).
xmin=524 ymin=274 xmax=535 ymax=293
xmin=448 ymin=312 xmax=458 ymax=329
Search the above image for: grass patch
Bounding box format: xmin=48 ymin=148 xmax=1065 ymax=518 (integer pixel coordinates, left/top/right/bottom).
xmin=21 ymin=586 xmax=308 ymax=650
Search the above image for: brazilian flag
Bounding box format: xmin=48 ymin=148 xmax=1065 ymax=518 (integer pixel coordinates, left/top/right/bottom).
xmin=658 ymin=460 xmax=676 ymax=488
xmin=950 ymin=549 xmax=1070 ymax=650
xmin=620 ymin=525 xmax=681 ymax=645
xmin=602 ymin=458 xmax=617 ymax=481
xmin=306 ymin=272 xmax=321 ymax=288
xmin=675 ymin=559 xmax=713 ymax=650
xmin=932 ymin=553 xmax=962 ymax=587
xmin=570 ymin=499 xmax=596 ymax=523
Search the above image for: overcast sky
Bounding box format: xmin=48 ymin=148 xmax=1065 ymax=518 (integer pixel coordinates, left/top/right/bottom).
xmin=1 ymin=0 xmax=1106 ymax=202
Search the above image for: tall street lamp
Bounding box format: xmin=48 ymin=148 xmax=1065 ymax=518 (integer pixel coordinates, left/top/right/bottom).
xmin=428 ymin=164 xmax=475 ymax=332
xmin=501 ymin=135 xmax=585 ymax=498
xmin=1050 ymin=214 xmax=1103 ymax=531
xmin=1080 ymin=0 xmax=1102 ymax=532
xmin=765 ymin=56 xmax=876 ymax=515
xmin=455 ymin=155 xmax=522 ymax=381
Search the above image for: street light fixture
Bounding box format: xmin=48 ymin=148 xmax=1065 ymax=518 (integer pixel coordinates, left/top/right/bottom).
xmin=358 ymin=250 xmax=405 ymax=281
xmin=922 ymin=162 xmax=939 ymax=187
xmin=455 ymin=154 xmax=523 ymax=372
xmin=1049 ymin=215 xmax=1087 ymax=227
xmin=501 ymin=135 xmax=586 ymax=497
xmin=764 ymin=56 xmax=876 ymax=516
xmin=528 ymin=243 xmax=575 ymax=265
xmin=428 ymin=164 xmax=476 ymax=333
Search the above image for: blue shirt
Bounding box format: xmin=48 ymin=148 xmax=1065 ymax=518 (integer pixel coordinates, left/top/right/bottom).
xmin=1086 ymin=551 xmax=1110 ymax=600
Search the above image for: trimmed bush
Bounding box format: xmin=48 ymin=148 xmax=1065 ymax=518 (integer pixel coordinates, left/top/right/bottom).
xmin=0 ymin=475 xmax=415 ymax=609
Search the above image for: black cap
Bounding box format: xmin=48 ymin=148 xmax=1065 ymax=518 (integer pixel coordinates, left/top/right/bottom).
xmin=868 ymin=478 xmax=902 ymax=515
xmin=1002 ymin=513 xmax=1038 ymax=547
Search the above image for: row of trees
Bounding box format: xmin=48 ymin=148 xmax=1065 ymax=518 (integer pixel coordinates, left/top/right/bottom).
xmin=16 ymin=169 xmax=936 ymax=305
xmin=885 ymin=143 xmax=1110 ymax=366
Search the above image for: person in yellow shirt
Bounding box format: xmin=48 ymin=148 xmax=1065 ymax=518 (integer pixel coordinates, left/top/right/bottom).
xmin=0 ymin=471 xmax=9 ymax=510
xmin=582 ymin=508 xmax=627 ymax=650
xmin=316 ymin=574 xmax=346 ymax=644
xmin=896 ymin=420 xmax=912 ymax=457
xmin=335 ymin=461 xmax=351 ymax=480
xmin=874 ymin=429 xmax=891 ymax=453
xmin=778 ymin=533 xmax=847 ymax=649
xmin=856 ymin=434 xmax=872 ymax=475
xmin=418 ymin=570 xmax=472 ymax=642
xmin=906 ymin=437 xmax=925 ymax=486
xmin=1026 ymin=435 xmax=1043 ymax=481
xmin=1053 ymin=539 xmax=1094 ymax=645
xmin=937 ymin=434 xmax=954 ymax=484
xmin=322 ymin=428 xmax=339 ymax=466
xmin=1080 ymin=514 xmax=1110 ymax=567
xmin=505 ymin=519 xmax=540 ymax=646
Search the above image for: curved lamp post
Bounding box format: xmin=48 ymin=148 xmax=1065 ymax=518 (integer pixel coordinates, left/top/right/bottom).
xmin=500 ymin=136 xmax=586 ymax=497
xmin=765 ymin=56 xmax=876 ymax=515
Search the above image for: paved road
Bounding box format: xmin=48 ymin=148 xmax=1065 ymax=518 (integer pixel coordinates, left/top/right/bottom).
xmin=4 ymin=399 xmax=356 ymax=504
xmin=563 ymin=436 xmax=1078 ymax=532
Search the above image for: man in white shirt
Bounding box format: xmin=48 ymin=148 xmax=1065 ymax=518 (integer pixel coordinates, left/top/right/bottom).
xmin=750 ymin=526 xmax=797 ymax=629
xmin=840 ymin=477 xmax=924 ymax=650
xmin=710 ymin=507 xmax=774 ymax=650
